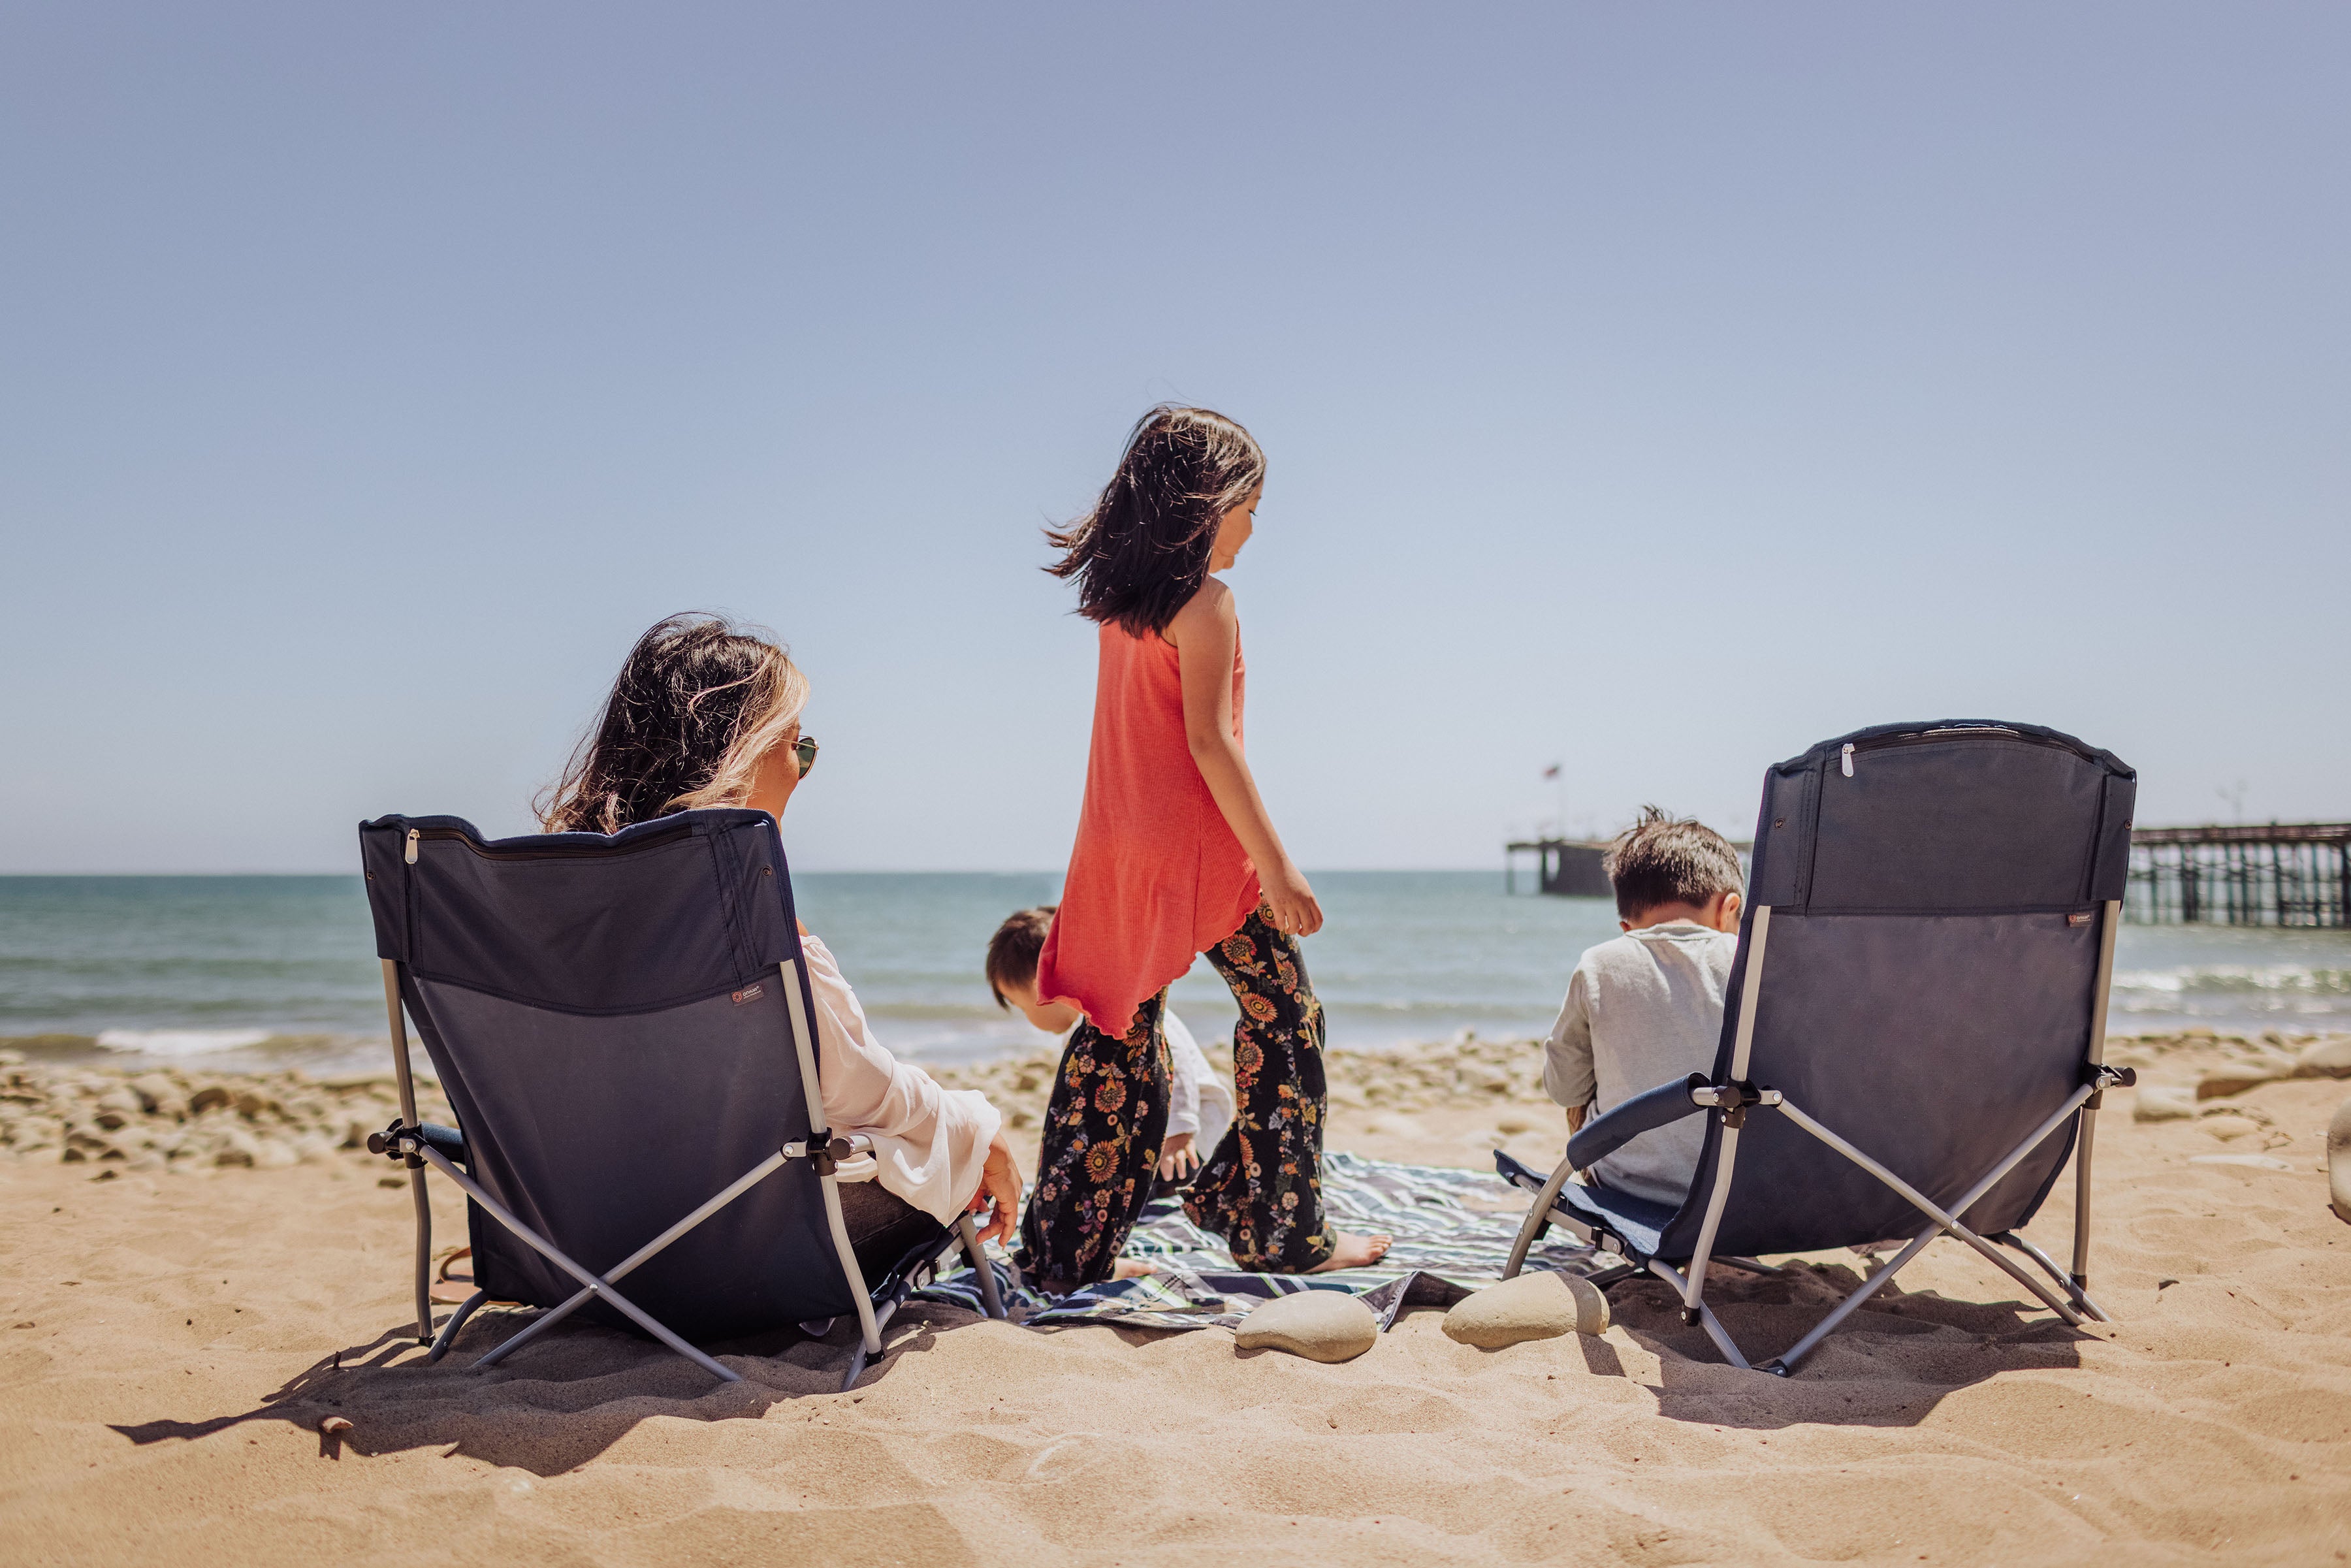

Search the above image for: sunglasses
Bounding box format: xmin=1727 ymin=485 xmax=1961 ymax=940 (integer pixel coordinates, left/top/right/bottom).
xmin=792 ymin=734 xmax=819 ymax=779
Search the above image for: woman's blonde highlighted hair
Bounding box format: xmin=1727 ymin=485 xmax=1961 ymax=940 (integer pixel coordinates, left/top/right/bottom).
xmin=537 ymin=613 xmax=809 ymax=836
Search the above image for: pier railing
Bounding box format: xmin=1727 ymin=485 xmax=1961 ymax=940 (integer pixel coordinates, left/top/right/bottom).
xmin=2126 ymin=823 xmax=2350 ymax=928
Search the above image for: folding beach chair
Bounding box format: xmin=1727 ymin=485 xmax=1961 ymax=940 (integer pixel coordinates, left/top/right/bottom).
xmin=1497 ymin=721 xmax=2137 ymax=1377
xmin=355 ymin=807 xmax=1004 ymax=1392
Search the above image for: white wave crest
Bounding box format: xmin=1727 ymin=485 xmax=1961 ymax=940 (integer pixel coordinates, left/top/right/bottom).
xmin=93 ymin=1028 xmax=274 ymax=1057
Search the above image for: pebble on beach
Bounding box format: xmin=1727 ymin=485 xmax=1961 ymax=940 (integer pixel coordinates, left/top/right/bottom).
xmin=1232 ymin=1290 xmax=1379 ymax=1363
xmin=0 ymin=1049 xmax=451 ymax=1176
xmin=1441 ymin=1268 xmax=1610 ymax=1348
xmin=2329 ymin=1096 xmax=2351 ymax=1224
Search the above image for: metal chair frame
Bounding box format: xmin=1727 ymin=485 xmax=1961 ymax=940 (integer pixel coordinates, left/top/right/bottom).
xmin=374 ymin=955 xmax=1004 ymax=1392
xmin=1501 ymin=900 xmax=2127 ymax=1377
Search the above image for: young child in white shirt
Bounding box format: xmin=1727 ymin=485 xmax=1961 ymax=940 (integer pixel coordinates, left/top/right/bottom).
xmin=987 ymin=905 xmax=1232 ymax=1185
xmin=1544 ymin=808 xmax=1745 ymax=1208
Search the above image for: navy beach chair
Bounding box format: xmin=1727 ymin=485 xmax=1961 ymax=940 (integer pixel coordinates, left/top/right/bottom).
xmin=1497 ymin=722 xmax=2137 ymax=1376
xmin=356 ymin=807 xmax=1002 ymax=1391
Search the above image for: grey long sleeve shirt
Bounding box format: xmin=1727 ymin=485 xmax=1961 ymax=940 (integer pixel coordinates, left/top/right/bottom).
xmin=1543 ymin=921 xmax=1738 ymax=1208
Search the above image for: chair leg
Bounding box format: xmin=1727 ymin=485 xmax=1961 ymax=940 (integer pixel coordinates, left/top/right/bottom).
xmin=1993 ymin=1230 xmax=2111 ymax=1322
xmin=426 ymin=1290 xmax=488 ymax=1363
xmin=957 ymin=1214 xmax=1006 ymax=1320
xmin=1506 ymin=1153 xmax=1577 ymax=1279
xmin=411 ymin=1147 xmax=741 ymax=1384
xmin=842 ymin=1296 xmax=903 ymax=1392
xmin=1647 ymin=1258 xmax=1750 ymax=1370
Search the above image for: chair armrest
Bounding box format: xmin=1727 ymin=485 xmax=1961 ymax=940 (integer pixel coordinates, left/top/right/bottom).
xmin=1565 ymin=1074 xmax=1708 ymax=1170
xmin=415 ymin=1123 xmax=468 ymax=1163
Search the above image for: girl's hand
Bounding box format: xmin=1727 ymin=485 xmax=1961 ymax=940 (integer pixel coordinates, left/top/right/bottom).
xmin=1262 ymin=863 xmax=1324 ymax=937
xmin=968 ymin=1127 xmax=1023 ymax=1247
xmin=1157 ymin=1131 xmax=1199 ymax=1182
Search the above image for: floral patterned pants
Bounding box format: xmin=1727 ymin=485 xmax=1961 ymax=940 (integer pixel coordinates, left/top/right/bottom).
xmin=1016 ymin=906 xmax=1333 ymax=1292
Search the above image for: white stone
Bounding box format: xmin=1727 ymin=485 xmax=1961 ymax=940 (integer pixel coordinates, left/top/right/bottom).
xmin=2133 ymin=1084 xmax=2197 ymax=1123
xmin=1232 ymin=1290 xmax=1379 ymax=1363
xmin=2295 ymin=1036 xmax=2351 ymax=1080
xmin=1442 ymin=1269 xmax=1610 ymax=1348
xmin=2329 ymin=1096 xmax=2351 ymax=1225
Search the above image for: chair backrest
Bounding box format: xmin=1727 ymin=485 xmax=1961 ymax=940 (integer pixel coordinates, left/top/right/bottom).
xmin=357 ymin=808 xmax=853 ymax=1341
xmin=1650 ymin=721 xmax=2136 ymax=1262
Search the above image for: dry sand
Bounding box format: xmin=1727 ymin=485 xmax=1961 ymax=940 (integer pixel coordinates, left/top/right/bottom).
xmin=3 ymin=1034 xmax=2349 ymax=1567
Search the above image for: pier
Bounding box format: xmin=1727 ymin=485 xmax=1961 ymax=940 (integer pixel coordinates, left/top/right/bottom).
xmin=1503 ymin=838 xmax=1614 ymax=897
xmin=1506 ymin=835 xmax=1753 ymax=897
xmin=2126 ymin=822 xmax=2351 ymax=928
xmin=1509 ymin=822 xmax=2351 ymax=928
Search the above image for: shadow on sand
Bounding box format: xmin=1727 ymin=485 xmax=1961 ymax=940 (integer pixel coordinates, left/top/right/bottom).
xmin=1568 ymin=1255 xmax=2094 ymax=1430
xmin=108 ymin=1300 xmax=980 ymax=1475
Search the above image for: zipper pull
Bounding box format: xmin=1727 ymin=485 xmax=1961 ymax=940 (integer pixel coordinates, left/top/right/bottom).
xmin=1841 ymin=743 xmax=1855 ymax=778
xmin=405 ymin=828 xmax=420 ymax=865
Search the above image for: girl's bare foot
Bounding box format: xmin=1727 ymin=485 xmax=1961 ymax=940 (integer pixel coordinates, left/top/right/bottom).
xmin=1113 ymin=1258 xmax=1159 ymax=1280
xmin=1308 ymin=1231 xmax=1392 ymax=1273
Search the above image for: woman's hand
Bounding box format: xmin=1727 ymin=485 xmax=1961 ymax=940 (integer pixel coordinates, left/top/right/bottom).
xmin=1262 ymin=860 xmax=1324 ymax=937
xmin=1157 ymin=1130 xmax=1199 ymax=1182
xmin=968 ymin=1126 xmax=1023 ymax=1247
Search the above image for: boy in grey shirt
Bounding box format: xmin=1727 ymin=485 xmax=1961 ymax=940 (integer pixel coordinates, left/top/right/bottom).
xmin=1544 ymin=808 xmax=1745 ymax=1208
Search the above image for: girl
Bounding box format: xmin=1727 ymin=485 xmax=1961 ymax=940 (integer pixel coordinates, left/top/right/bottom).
xmin=1016 ymin=408 xmax=1390 ymax=1292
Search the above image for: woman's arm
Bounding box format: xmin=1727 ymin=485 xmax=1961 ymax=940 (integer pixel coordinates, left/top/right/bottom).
xmin=1166 ymin=581 xmax=1322 ymax=937
xmin=799 ymin=936 xmax=1017 ymax=1234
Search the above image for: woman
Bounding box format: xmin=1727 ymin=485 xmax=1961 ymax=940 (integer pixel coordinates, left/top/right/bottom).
xmin=539 ymin=613 xmax=1022 ymax=1275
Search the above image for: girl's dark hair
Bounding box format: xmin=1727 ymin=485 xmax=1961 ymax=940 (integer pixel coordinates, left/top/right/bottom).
xmin=1046 ymin=405 xmax=1266 ymax=637
xmin=537 ymin=613 xmax=808 ymax=836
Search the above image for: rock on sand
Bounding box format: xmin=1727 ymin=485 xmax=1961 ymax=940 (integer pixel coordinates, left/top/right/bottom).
xmin=2331 ymin=1096 xmax=2351 ymax=1225
xmin=1232 ymin=1290 xmax=1379 ymax=1362
xmin=1442 ymin=1268 xmax=1610 ymax=1347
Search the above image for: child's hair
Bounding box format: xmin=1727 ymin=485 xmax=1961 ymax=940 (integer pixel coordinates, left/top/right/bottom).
xmin=537 ymin=613 xmax=809 ymax=835
xmin=1046 ymin=405 xmax=1266 ymax=637
xmin=985 ymin=905 xmax=1057 ymax=1006
xmin=1604 ymin=807 xmax=1746 ymax=920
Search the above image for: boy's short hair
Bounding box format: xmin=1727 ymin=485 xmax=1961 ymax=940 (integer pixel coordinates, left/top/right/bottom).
xmin=985 ymin=905 xmax=1057 ymax=1008
xmin=1604 ymin=807 xmax=1744 ymax=920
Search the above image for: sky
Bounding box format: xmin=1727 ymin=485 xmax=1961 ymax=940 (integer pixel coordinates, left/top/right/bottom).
xmin=3 ymin=2 xmax=2345 ymax=873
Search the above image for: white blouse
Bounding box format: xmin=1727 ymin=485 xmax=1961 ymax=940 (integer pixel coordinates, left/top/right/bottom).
xmin=800 ymin=935 xmax=1002 ymax=1225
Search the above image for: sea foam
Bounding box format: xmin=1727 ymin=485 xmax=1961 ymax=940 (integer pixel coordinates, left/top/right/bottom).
xmin=94 ymin=1027 xmax=275 ymax=1057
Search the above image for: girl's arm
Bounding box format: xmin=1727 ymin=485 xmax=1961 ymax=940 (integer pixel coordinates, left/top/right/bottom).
xmin=1166 ymin=581 xmax=1324 ymax=936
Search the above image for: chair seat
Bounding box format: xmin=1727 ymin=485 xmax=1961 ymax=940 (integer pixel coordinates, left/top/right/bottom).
xmin=1495 ymin=1148 xmax=1684 ymax=1263
xmin=1557 ymin=1179 xmax=1682 ymax=1262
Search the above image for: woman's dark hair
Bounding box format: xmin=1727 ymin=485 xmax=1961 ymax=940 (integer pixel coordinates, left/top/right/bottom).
xmin=537 ymin=613 xmax=809 ymax=836
xmin=1046 ymin=405 xmax=1266 ymax=637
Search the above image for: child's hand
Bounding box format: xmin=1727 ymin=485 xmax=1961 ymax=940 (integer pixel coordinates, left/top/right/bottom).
xmin=1263 ymin=863 xmax=1324 ymax=937
xmin=1157 ymin=1132 xmax=1199 ymax=1182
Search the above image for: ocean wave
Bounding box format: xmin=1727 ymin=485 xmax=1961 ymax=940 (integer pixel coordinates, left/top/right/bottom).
xmin=93 ymin=1027 xmax=276 ymax=1057
xmin=2112 ymin=967 xmax=2351 ymax=998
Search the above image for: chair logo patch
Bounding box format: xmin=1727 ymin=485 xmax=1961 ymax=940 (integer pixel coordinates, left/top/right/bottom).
xmin=2066 ymin=912 xmax=2093 ymax=926
xmin=731 ymin=983 xmax=765 ymax=1005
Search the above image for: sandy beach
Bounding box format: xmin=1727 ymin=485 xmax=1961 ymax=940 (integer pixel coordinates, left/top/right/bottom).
xmin=3 ymin=1032 xmax=2348 ymax=1567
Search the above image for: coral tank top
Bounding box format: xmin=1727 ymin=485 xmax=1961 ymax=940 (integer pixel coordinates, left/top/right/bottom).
xmin=1036 ymin=620 xmax=1261 ymax=1038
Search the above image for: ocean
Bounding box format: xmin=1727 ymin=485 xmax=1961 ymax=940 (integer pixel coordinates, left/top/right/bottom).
xmin=3 ymin=873 xmax=2346 ymax=1080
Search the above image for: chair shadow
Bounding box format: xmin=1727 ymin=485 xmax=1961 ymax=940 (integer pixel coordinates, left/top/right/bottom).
xmin=1578 ymin=1256 xmax=2094 ymax=1430
xmin=106 ymin=1299 xmax=984 ymax=1476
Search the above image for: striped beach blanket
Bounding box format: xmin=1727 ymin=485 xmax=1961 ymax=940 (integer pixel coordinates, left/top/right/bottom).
xmin=913 ymin=1150 xmax=1633 ymax=1333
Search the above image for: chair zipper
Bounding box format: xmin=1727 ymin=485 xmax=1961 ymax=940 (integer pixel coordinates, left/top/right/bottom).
xmin=1838 ymin=726 xmax=2087 ymax=776
xmin=404 ymin=824 xmax=694 ymax=861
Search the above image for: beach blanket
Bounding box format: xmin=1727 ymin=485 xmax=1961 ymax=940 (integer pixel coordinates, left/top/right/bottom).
xmin=912 ymin=1151 xmax=1634 ymax=1333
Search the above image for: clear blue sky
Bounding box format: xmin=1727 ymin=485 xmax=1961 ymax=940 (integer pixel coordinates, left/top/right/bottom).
xmin=5 ymin=3 xmax=2344 ymax=873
